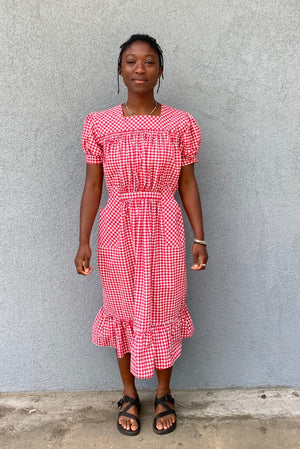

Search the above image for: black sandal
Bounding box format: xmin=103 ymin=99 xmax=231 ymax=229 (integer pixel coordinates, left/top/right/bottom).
xmin=117 ymin=395 xmax=141 ymax=436
xmin=153 ymin=394 xmax=177 ymax=435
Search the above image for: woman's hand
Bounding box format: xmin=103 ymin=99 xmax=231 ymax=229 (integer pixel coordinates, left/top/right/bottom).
xmin=74 ymin=243 xmax=93 ymax=275
xmin=75 ymin=164 xmax=103 ymax=276
xmin=178 ymin=164 xmax=208 ymax=271
xmin=191 ymin=244 xmax=208 ymax=271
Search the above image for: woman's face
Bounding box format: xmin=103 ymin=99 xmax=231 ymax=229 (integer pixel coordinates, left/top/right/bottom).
xmin=119 ymin=41 xmax=162 ymax=94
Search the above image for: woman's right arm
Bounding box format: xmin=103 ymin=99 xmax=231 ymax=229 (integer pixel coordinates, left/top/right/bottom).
xmin=74 ymin=163 xmax=103 ymax=275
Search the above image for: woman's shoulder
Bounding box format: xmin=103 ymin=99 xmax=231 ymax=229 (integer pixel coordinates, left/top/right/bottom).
xmin=162 ymin=104 xmax=198 ymax=130
xmin=83 ymin=105 xmax=124 ymax=137
xmin=85 ymin=105 xmax=121 ymax=122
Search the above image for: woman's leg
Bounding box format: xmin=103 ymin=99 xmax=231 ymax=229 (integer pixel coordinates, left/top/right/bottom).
xmin=155 ymin=367 xmax=176 ymax=431
xmin=117 ymin=353 xmax=139 ymax=431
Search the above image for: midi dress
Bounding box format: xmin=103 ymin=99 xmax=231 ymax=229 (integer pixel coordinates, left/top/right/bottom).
xmin=82 ymin=104 xmax=201 ymax=379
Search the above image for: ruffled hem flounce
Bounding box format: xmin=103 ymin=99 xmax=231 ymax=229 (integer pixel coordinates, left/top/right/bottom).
xmin=91 ymin=306 xmax=194 ymax=378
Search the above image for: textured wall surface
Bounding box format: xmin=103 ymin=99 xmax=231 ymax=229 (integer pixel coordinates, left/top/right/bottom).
xmin=1 ymin=0 xmax=299 ymax=392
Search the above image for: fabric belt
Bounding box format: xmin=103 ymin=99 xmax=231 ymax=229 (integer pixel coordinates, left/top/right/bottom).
xmin=118 ymin=191 xmax=167 ymax=201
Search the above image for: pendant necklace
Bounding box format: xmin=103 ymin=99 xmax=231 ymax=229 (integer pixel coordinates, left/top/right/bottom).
xmin=124 ymin=102 xmax=158 ymax=116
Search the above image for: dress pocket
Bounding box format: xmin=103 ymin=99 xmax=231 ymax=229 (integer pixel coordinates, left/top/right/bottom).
xmin=97 ymin=200 xmax=121 ymax=248
xmin=162 ymin=200 xmax=185 ymax=247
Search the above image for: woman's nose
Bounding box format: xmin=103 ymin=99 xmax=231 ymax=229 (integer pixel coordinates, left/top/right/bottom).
xmin=135 ymin=62 xmax=145 ymax=73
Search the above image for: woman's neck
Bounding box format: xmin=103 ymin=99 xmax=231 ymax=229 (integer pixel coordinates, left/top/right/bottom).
xmin=125 ymin=93 xmax=159 ymax=116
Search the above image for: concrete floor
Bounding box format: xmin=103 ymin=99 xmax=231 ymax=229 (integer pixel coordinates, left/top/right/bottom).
xmin=1 ymin=388 xmax=300 ymax=449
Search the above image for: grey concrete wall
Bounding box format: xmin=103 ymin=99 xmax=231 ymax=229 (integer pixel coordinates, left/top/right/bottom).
xmin=1 ymin=0 xmax=299 ymax=392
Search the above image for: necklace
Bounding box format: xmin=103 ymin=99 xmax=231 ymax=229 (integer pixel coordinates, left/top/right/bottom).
xmin=124 ymin=102 xmax=158 ymax=116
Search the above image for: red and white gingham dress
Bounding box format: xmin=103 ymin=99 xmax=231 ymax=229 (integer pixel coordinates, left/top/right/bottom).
xmin=82 ymin=104 xmax=201 ymax=378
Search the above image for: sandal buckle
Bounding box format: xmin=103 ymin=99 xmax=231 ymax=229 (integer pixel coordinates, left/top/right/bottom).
xmin=117 ymin=398 xmax=124 ymax=408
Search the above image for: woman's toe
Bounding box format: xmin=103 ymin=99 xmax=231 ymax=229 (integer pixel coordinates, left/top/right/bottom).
xmin=119 ymin=417 xmax=129 ymax=430
xmin=156 ymin=419 xmax=164 ymax=430
xmin=131 ymin=420 xmax=138 ymax=431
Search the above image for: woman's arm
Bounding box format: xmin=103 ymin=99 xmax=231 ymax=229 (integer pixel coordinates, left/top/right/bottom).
xmin=74 ymin=164 xmax=103 ymax=275
xmin=178 ymin=164 xmax=208 ymax=270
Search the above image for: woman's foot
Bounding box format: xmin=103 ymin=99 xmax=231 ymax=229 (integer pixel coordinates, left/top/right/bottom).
xmin=153 ymin=390 xmax=176 ymax=434
xmin=117 ymin=388 xmax=140 ymax=435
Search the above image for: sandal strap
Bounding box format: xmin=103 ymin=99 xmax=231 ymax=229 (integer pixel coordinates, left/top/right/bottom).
xmin=118 ymin=395 xmax=141 ymax=412
xmin=118 ymin=410 xmax=140 ymax=425
xmin=155 ymin=394 xmax=175 ymax=408
xmin=154 ymin=394 xmax=176 ymax=423
xmin=153 ymin=409 xmax=176 ymax=425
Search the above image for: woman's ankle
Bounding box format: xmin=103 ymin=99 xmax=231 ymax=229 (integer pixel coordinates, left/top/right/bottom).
xmin=123 ymin=384 xmax=138 ymax=398
xmin=156 ymin=387 xmax=171 ymax=398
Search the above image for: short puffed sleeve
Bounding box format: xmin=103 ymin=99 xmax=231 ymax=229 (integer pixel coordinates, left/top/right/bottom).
xmin=81 ymin=113 xmax=103 ymax=164
xmin=180 ymin=113 xmax=201 ymax=166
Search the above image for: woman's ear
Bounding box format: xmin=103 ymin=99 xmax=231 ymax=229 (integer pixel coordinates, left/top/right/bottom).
xmin=118 ymin=66 xmax=122 ymax=77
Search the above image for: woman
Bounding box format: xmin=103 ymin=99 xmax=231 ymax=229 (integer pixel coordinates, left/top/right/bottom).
xmin=75 ymin=34 xmax=208 ymax=436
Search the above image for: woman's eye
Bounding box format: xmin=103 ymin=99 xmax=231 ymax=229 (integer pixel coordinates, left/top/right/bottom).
xmin=127 ymin=60 xmax=135 ymax=64
xmin=145 ymin=61 xmax=154 ymax=64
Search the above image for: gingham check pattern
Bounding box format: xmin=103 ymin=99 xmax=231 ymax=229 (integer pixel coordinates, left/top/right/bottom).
xmin=82 ymin=104 xmax=201 ymax=378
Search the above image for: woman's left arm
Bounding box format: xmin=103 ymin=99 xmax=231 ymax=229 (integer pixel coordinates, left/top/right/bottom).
xmin=178 ymin=164 xmax=208 ymax=270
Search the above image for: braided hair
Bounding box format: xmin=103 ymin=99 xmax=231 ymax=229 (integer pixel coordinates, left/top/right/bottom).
xmin=117 ymin=34 xmax=164 ymax=94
